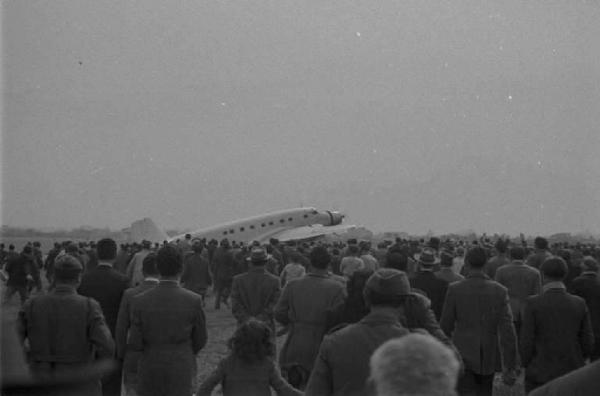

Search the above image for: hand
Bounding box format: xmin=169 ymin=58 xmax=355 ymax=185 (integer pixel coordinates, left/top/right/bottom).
xmin=501 ymin=369 xmax=517 ymax=387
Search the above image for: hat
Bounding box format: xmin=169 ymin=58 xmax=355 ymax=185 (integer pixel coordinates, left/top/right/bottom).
xmin=248 ymin=247 xmax=269 ymax=264
xmin=365 ymin=268 xmax=411 ymax=296
xmin=414 ymin=248 xmax=440 ymax=266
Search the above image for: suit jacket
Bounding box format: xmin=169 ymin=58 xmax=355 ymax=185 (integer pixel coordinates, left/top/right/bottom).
xmin=114 ymin=279 xmax=158 ymax=359
xmin=569 ymin=272 xmax=600 ymax=352
xmin=520 ymin=286 xmax=594 ymax=384
xmin=129 ymin=281 xmax=207 ymax=396
xmin=305 ymin=309 xmax=409 ymax=396
xmin=231 ymin=266 xmax=281 ymax=328
xmin=410 ymin=271 xmax=448 ymax=320
xmin=440 ymin=272 xmax=517 ymax=375
xmin=494 ymin=261 xmax=541 ymax=324
xmin=78 ymin=264 xmax=130 ymax=336
xmin=529 ymin=359 xmax=600 ymax=396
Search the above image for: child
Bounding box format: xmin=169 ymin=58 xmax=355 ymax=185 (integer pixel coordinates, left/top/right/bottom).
xmin=197 ymin=319 xmax=302 ymax=396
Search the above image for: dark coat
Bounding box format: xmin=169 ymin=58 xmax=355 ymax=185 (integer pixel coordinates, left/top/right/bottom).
xmin=275 ymin=273 xmax=346 ymax=373
xmin=305 ymin=309 xmax=409 ymax=396
xmin=569 ymin=272 xmax=600 ymax=359
xmin=181 ymin=253 xmax=212 ymax=294
xmin=129 ymin=281 xmax=207 ymax=396
xmin=520 ymin=286 xmax=594 ymax=384
xmin=440 ymin=272 xmax=517 ymax=375
xmin=529 ymin=359 xmax=600 ymax=396
xmin=114 ymin=280 xmax=158 ymax=359
xmin=410 ymin=271 xmax=448 ymax=320
xmin=17 ymin=285 xmax=114 ymax=396
xmin=5 ymin=253 xmax=33 ymax=287
xmin=231 ymin=267 xmax=281 ymax=329
xmin=78 ymin=264 xmax=130 ymax=336
xmin=494 ymin=261 xmax=541 ymax=324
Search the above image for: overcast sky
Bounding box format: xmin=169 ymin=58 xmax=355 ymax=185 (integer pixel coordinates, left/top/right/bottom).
xmin=3 ymin=0 xmax=600 ymax=235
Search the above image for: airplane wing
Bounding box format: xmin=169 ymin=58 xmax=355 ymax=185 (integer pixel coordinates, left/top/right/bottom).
xmin=269 ymin=224 xmax=358 ymax=242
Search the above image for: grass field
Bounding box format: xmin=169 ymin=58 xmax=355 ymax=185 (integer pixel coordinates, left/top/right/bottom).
xmin=2 ymin=284 xmax=525 ymax=396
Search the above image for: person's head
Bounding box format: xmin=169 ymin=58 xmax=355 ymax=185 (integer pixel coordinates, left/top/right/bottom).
xmin=142 ymin=240 xmax=152 ymax=250
xmin=385 ymin=252 xmax=408 ymax=272
xmin=248 ymin=247 xmax=269 ymax=266
xmin=534 ymin=236 xmax=548 ymax=250
xmin=142 ymin=253 xmax=159 ymax=278
xmin=414 ymin=247 xmax=439 ymax=271
xmin=54 ymin=255 xmax=84 ymax=285
xmin=494 ymin=239 xmax=507 ymax=254
xmin=185 ymin=233 xmax=191 ymax=240
xmin=540 ymin=257 xmax=568 ymax=282
xmin=310 ymin=246 xmax=330 ymax=270
xmin=509 ymin=246 xmax=526 ymax=261
xmin=228 ymin=319 xmax=275 ymax=363
xmin=370 ymin=333 xmax=460 ymax=396
xmin=156 ymin=245 xmax=183 ymax=278
xmin=347 ymin=245 xmax=360 ymax=256
xmin=440 ymin=250 xmax=454 ymax=267
xmin=363 ymin=268 xmax=411 ymax=308
xmin=465 ymin=247 xmax=487 ymax=270
xmin=9 ymin=244 xmax=15 ymax=251
xmin=22 ymin=245 xmax=33 ymax=255
xmin=192 ymin=239 xmax=204 ymax=254
xmin=97 ymin=238 xmax=117 ymax=261
xmin=581 ymin=256 xmax=599 ymax=273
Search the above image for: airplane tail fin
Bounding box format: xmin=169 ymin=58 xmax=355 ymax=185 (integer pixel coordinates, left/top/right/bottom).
xmin=123 ymin=218 xmax=169 ymax=244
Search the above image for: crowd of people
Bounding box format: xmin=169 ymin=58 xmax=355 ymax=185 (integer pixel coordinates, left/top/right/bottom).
xmin=1 ymin=234 xmax=599 ymax=396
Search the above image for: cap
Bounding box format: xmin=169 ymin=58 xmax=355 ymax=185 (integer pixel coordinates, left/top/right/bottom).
xmin=365 ymin=268 xmax=411 ymax=296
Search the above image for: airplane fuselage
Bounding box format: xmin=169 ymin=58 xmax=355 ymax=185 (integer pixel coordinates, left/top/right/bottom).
xmin=169 ymin=207 xmax=344 ymax=244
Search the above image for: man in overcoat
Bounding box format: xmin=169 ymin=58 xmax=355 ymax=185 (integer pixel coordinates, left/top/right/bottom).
xmin=78 ymin=238 xmax=130 ymax=396
xmin=129 ymin=245 xmax=207 ymax=396
xmin=521 ymin=256 xmax=594 ymax=393
xmin=230 ymin=246 xmax=281 ymax=332
xmin=115 ymin=253 xmax=159 ymax=396
xmin=17 ymin=255 xmax=115 ymax=396
xmin=275 ymin=246 xmax=345 ymax=389
xmin=569 ymin=256 xmax=600 ymax=361
xmin=304 ymin=268 xmax=410 ymax=396
xmin=440 ymin=246 xmax=518 ymax=396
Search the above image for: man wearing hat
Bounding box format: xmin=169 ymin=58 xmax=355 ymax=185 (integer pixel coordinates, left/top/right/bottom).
xmin=411 ymin=247 xmax=448 ymax=320
xmin=305 ymin=268 xmax=410 ymax=396
xmin=230 ymin=246 xmax=281 ymax=332
xmin=17 ymin=255 xmax=115 ymax=396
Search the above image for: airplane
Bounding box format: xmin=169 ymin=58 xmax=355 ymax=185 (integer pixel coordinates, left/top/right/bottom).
xmin=124 ymin=207 xmax=357 ymax=245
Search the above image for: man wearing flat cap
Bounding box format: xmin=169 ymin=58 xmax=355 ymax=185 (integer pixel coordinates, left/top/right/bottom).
xmin=305 ymin=268 xmax=411 ymax=396
xmin=17 ymin=255 xmax=115 ymax=396
xmin=231 ymin=247 xmax=281 ymax=332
